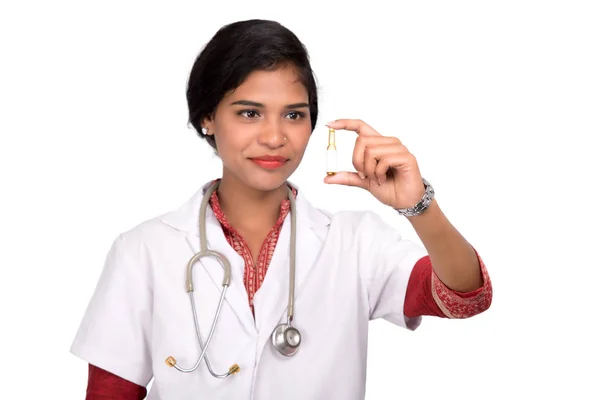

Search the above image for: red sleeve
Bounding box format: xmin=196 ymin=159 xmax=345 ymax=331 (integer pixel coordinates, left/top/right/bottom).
xmin=404 ymin=249 xmax=492 ymax=319
xmin=86 ymin=364 xmax=147 ymax=400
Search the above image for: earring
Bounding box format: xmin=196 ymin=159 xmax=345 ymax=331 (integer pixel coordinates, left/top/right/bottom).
xmin=201 ymin=127 xmax=208 ymax=135
xmin=283 ymin=137 xmax=288 ymax=141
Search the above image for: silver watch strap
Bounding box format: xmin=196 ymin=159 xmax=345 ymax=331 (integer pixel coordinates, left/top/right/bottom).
xmin=395 ymin=178 xmax=435 ymax=217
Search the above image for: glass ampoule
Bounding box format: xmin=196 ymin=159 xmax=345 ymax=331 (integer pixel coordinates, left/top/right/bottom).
xmin=326 ymin=128 xmax=337 ymax=175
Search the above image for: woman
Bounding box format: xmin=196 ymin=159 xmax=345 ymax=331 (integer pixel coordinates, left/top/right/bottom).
xmin=71 ymin=19 xmax=492 ymax=399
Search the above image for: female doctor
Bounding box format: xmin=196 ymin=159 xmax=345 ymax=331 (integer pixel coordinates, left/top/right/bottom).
xmin=71 ymin=19 xmax=492 ymax=400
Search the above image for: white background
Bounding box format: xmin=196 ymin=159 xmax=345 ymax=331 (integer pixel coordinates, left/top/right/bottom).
xmin=1 ymin=1 xmax=599 ymax=398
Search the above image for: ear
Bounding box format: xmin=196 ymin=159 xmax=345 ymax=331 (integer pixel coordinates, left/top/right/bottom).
xmin=201 ymin=116 xmax=215 ymax=135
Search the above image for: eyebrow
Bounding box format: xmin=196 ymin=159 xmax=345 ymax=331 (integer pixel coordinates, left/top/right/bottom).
xmin=230 ymin=100 xmax=310 ymax=109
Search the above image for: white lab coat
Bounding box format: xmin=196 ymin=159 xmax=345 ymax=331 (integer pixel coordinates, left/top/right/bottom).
xmin=71 ymin=180 xmax=428 ymax=399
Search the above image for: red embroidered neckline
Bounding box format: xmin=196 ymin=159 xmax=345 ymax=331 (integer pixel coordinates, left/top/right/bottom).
xmin=207 ymin=180 xmax=297 ymax=314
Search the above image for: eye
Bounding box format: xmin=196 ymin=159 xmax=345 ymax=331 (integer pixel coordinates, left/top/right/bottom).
xmin=286 ymin=111 xmax=306 ymax=120
xmin=238 ymin=109 xmax=261 ymax=118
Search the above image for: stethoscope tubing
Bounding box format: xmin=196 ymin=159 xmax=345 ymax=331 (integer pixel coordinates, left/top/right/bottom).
xmin=166 ymin=180 xmax=299 ymax=376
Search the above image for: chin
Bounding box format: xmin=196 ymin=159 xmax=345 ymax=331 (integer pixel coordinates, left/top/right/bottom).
xmin=223 ymin=161 xmax=296 ymax=193
xmin=240 ymin=168 xmax=292 ymax=191
xmin=249 ymin=175 xmax=290 ymax=192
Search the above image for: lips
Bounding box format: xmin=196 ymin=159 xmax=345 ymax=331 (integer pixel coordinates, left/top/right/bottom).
xmin=249 ymin=155 xmax=289 ymax=170
xmin=251 ymin=156 xmax=288 ymax=162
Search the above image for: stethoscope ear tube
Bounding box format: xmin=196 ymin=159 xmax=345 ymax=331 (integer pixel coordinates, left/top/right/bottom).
xmin=186 ymin=249 xmax=232 ymax=292
xmin=166 ymin=181 xmax=239 ymax=377
xmin=270 ymin=185 xmax=302 ymax=357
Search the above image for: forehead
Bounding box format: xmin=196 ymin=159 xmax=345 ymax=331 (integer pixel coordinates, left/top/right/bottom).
xmin=226 ymin=66 xmax=308 ymax=103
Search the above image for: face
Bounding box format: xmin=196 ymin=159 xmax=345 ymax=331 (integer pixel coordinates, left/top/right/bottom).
xmin=202 ymin=65 xmax=312 ymax=192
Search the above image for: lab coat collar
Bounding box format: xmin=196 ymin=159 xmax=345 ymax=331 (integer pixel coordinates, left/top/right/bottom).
xmin=159 ymin=180 xmax=331 ymax=339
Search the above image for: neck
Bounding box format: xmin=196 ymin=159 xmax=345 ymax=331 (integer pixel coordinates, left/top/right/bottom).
xmin=216 ymin=173 xmax=289 ymax=231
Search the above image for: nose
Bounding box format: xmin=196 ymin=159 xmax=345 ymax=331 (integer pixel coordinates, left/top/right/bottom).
xmin=257 ymin=119 xmax=286 ymax=148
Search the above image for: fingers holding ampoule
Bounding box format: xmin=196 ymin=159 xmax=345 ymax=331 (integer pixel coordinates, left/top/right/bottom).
xmin=354 ymin=136 xmax=403 ymax=184
xmin=326 ymin=119 xmax=379 ymax=137
xmin=324 ymin=119 xmax=424 ymax=210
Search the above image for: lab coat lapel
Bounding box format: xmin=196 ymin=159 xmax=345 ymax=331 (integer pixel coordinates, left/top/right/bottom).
xmin=162 ymin=183 xmax=256 ymax=335
xmin=253 ymin=190 xmax=330 ymax=345
xmin=184 ymin=223 xmax=256 ymax=336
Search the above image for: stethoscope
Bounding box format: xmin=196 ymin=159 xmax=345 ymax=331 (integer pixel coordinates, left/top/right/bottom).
xmin=165 ymin=180 xmax=301 ymax=378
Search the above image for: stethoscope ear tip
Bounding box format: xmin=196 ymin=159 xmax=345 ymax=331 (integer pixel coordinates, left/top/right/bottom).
xmin=165 ymin=356 xmax=177 ymax=367
xmin=229 ymin=364 xmax=241 ymax=375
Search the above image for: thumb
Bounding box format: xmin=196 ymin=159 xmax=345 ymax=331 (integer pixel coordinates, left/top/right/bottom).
xmin=324 ymin=171 xmax=368 ymax=189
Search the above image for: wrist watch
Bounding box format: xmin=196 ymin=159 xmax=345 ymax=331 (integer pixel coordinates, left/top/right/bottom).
xmin=395 ymin=178 xmax=435 ymax=217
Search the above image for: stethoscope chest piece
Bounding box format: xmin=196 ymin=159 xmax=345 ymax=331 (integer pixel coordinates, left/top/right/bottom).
xmin=271 ymin=320 xmax=302 ymax=357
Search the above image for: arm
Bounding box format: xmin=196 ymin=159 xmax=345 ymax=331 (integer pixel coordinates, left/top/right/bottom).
xmin=322 ymin=119 xmax=486 ymax=294
xmin=86 ymin=364 xmax=147 ymax=400
xmin=404 ymin=252 xmax=492 ymax=319
xmin=323 ymin=118 xmax=492 ymax=323
xmin=407 ymin=199 xmax=483 ymax=293
xmin=70 ymin=235 xmax=153 ymax=394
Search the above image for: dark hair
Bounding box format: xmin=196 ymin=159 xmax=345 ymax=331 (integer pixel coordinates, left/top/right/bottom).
xmin=186 ymin=19 xmax=318 ymax=150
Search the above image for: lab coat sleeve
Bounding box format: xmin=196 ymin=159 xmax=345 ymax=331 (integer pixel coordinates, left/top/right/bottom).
xmin=357 ymin=211 xmax=428 ymax=330
xmin=70 ymin=234 xmax=153 ymax=387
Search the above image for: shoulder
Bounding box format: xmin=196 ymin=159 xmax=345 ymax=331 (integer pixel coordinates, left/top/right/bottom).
xmin=118 ymin=213 xmax=174 ymax=247
xmin=315 ymin=205 xmax=404 ymax=246
xmin=113 ymin=185 xmax=207 ymax=249
xmin=328 ymin=208 xmax=399 ymax=234
xmin=291 ymin=181 xmax=402 ymax=240
xmin=107 ymin=187 xmax=200 ymax=258
xmin=97 ymin=213 xmax=175 ymax=274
